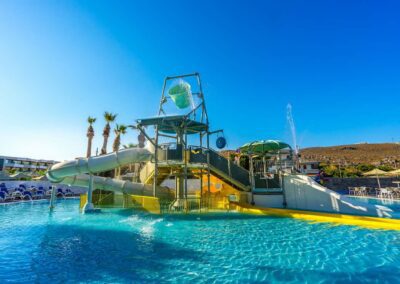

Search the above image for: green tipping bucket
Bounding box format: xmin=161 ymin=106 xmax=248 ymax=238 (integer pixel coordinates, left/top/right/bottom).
xmin=168 ymin=81 xmax=192 ymax=109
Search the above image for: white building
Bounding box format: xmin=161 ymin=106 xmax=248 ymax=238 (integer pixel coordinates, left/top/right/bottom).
xmin=0 ymin=156 xmax=57 ymax=174
xmin=299 ymin=161 xmax=320 ymax=176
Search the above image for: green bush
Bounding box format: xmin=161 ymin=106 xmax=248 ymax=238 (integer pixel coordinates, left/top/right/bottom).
xmin=321 ymin=165 xmax=340 ymax=177
xmin=343 ymin=166 xmax=361 ymax=177
xmin=356 ymin=164 xmax=374 ymax=173
xmin=378 ymin=165 xmax=394 ymax=172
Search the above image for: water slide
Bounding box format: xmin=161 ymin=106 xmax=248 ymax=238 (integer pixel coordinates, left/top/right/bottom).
xmin=46 ymin=147 xmax=167 ymax=198
xmin=283 ymin=174 xmax=399 ymax=218
xmin=46 ymin=145 xmax=398 ymax=219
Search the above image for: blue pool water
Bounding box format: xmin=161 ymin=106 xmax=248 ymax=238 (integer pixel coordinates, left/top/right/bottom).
xmin=347 ymin=196 xmax=400 ymax=212
xmin=1 ymin=199 xmax=400 ymax=283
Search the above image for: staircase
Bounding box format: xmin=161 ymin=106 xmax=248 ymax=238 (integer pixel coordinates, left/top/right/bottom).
xmin=139 ymin=147 xmax=281 ymax=192
xmin=139 ymin=162 xmax=171 ymax=185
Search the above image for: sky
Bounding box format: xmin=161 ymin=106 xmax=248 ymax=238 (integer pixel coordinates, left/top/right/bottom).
xmin=1 ymin=0 xmax=400 ymax=161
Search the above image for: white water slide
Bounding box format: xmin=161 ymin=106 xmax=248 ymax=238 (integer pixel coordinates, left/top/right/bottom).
xmin=46 ymin=147 xmax=160 ymax=198
xmin=283 ymin=174 xmax=398 ymax=218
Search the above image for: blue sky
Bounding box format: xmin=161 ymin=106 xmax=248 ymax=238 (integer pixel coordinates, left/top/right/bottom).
xmin=1 ymin=0 xmax=400 ymax=160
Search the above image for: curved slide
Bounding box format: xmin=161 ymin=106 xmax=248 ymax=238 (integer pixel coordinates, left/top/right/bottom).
xmin=46 ymin=147 xmax=167 ymax=197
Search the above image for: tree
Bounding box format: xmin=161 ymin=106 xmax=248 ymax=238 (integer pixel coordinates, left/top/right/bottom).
xmin=86 ymin=116 xmax=96 ymax=158
xmin=36 ymin=170 xmax=47 ymax=176
xmin=378 ymin=165 xmax=394 ymax=172
xmin=112 ymin=124 xmax=128 ymax=152
xmin=100 ymin=112 xmax=117 ymax=155
xmin=356 ymin=164 xmax=375 ymax=173
xmin=343 ymin=166 xmax=360 ymax=177
xmin=7 ymin=168 xmax=17 ymax=175
xmin=113 ymin=124 xmax=127 ymax=177
xmin=122 ymin=143 xmax=138 ymax=172
xmin=321 ymin=164 xmax=339 ymax=177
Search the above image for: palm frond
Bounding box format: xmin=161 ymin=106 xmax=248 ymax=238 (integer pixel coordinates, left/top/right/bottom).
xmin=87 ymin=116 xmax=96 ymax=124
xmin=104 ymin=111 xmax=118 ymax=122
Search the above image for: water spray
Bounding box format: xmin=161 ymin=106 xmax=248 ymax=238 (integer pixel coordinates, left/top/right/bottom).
xmin=286 ymin=104 xmax=299 ymax=155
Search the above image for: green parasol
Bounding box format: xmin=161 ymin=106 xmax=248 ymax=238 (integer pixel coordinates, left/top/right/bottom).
xmin=239 ymin=140 xmax=291 ymax=155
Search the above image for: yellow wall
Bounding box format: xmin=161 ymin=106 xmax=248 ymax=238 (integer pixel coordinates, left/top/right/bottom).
xmin=79 ymin=194 xmax=87 ymax=210
xmin=130 ymin=195 xmax=161 ymax=214
xmin=199 ymin=175 xmax=248 ymax=210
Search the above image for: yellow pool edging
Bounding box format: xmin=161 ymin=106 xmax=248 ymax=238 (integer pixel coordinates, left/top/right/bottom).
xmin=234 ymin=203 xmax=400 ymax=231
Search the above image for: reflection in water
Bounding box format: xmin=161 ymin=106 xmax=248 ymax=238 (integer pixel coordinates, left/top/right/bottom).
xmin=0 ymin=199 xmax=399 ymax=283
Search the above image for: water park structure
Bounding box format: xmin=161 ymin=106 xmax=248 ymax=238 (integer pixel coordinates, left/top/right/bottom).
xmin=46 ymin=73 xmax=400 ymax=230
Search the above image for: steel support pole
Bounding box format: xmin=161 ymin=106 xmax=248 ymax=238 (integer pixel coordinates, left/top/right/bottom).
xmin=199 ymin=132 xmax=203 ymax=211
xmin=249 ymin=155 xmax=255 ymax=205
xmin=82 ymin=174 xmax=95 ymax=212
xmin=206 ymin=132 xmax=211 ymax=209
xmin=153 ymin=127 xmax=159 ymax=197
xmin=184 ymin=131 xmax=188 ymax=201
xmin=49 ymin=185 xmax=56 ymax=210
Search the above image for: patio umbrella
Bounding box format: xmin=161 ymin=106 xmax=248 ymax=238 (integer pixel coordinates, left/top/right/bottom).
xmin=362 ymin=169 xmax=388 ymax=189
xmin=239 ymin=140 xmax=291 ymax=155
xmin=384 ymin=169 xmax=400 ymax=187
xmin=386 ymin=169 xmax=400 ymax=177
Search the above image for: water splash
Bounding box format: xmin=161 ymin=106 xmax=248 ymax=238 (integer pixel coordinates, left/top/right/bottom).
xmin=287 ymin=104 xmax=298 ymax=155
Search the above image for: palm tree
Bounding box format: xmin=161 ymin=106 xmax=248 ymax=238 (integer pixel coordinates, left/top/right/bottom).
xmin=112 ymin=124 xmax=128 ymax=152
xmin=122 ymin=143 xmax=138 ymax=173
xmin=113 ymin=124 xmax=127 ymax=177
xmin=128 ymin=124 xmax=146 ymax=148
xmin=86 ymin=116 xmax=96 ymax=158
xmin=100 ymin=112 xmax=117 ymax=155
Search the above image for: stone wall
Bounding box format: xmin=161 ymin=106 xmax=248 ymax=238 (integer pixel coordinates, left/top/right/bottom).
xmin=323 ymin=177 xmax=400 ymax=191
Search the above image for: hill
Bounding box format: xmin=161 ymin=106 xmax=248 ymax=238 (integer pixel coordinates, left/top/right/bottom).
xmin=300 ymin=143 xmax=400 ymax=167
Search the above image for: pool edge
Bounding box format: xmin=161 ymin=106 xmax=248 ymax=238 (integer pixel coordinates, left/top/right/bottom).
xmin=234 ymin=203 xmax=400 ymax=231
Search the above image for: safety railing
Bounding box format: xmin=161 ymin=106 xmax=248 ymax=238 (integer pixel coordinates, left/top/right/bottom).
xmin=188 ymin=146 xmax=251 ymax=189
xmin=161 ymin=196 xmax=243 ymax=214
xmin=81 ymin=192 xmax=246 ymax=214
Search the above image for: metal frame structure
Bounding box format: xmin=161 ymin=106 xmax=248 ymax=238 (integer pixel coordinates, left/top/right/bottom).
xmin=135 ymin=73 xmax=222 ymax=210
xmin=239 ymin=142 xmax=293 ymax=207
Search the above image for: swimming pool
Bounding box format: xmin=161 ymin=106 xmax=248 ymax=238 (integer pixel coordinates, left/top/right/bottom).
xmin=1 ymin=199 xmax=399 ymax=283
xmin=347 ymin=196 xmax=400 ymax=212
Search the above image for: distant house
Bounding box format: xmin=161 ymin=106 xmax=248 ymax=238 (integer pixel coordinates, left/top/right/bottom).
xmin=0 ymin=156 xmax=57 ymax=174
xmin=299 ymin=161 xmax=320 ymax=176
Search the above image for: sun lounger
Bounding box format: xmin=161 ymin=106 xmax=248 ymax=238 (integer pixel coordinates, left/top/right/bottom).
xmin=32 ymin=189 xmax=45 ymax=199
xmin=22 ymin=191 xmax=32 ymax=200
xmin=45 ymin=189 xmax=53 ymax=198
xmin=63 ymin=188 xmax=73 ymax=197
xmin=56 ymin=188 xmax=65 ymax=198
xmin=11 ymin=189 xmax=23 ymax=200
xmin=0 ymin=188 xmax=14 ymax=201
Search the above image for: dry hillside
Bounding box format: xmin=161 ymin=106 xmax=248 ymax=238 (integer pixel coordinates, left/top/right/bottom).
xmin=300 ymin=143 xmax=400 ymax=166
